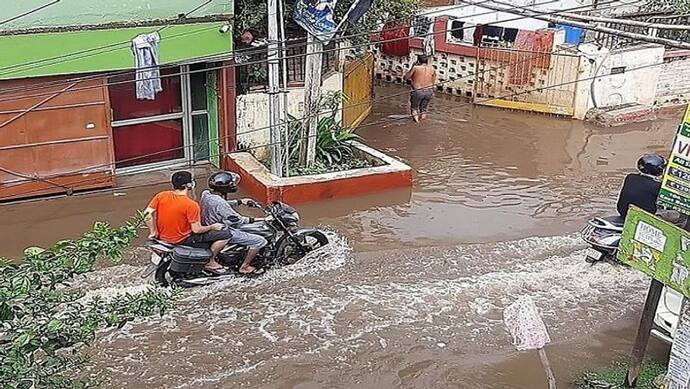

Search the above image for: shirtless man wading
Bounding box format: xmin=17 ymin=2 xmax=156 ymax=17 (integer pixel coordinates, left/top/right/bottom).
xmin=403 ymin=54 xmax=437 ymax=123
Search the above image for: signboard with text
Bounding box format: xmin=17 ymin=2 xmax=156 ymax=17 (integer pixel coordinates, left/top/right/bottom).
xmin=617 ymin=206 xmax=690 ymax=298
xmin=658 ymin=105 xmax=690 ymax=215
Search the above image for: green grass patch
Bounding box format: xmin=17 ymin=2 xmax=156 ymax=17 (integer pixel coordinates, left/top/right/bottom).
xmin=574 ymin=359 xmax=667 ymax=389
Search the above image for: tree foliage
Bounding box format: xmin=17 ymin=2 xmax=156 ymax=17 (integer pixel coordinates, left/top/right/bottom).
xmin=0 ymin=213 xmax=177 ymax=388
xmin=234 ymin=0 xmax=420 ymax=45
xmin=644 ymin=0 xmax=690 ymax=13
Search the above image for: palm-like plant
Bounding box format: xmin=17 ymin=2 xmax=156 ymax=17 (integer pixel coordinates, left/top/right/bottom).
xmin=287 ymin=91 xmax=363 ymax=167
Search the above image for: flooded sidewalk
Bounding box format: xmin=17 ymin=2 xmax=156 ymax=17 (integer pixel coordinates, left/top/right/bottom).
xmin=0 ymin=84 xmax=682 ymax=388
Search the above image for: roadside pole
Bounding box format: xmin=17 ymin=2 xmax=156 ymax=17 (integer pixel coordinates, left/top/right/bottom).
xmin=667 ymin=298 xmax=690 ymax=389
xmin=617 ymin=206 xmax=690 ymax=388
xmin=504 ymin=297 xmax=557 ymax=389
xmin=300 ymin=33 xmax=323 ymax=166
xmin=278 ymin=0 xmax=290 ymax=176
xmin=624 ymin=279 xmax=664 ymax=388
xmin=267 ymin=0 xmax=284 ymax=176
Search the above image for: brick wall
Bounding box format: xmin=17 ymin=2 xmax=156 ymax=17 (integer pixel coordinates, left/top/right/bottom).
xmin=655 ymin=52 xmax=690 ymax=107
xmin=372 ymin=46 xmax=479 ymax=98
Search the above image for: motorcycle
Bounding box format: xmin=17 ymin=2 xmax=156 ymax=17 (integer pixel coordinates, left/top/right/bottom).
xmin=580 ymin=215 xmax=624 ymax=263
xmin=144 ymin=201 xmax=329 ymax=287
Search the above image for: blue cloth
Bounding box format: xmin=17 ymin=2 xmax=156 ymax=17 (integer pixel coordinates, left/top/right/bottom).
xmin=294 ymin=0 xmax=338 ymax=43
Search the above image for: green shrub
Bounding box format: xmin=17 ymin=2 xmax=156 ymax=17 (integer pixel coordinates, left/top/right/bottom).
xmin=0 ymin=212 xmax=177 ymax=388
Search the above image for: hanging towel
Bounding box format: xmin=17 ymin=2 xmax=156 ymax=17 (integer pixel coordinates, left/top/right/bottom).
xmin=509 ymin=30 xmax=554 ymax=85
xmin=380 ymin=21 xmax=410 ymax=57
xmin=131 ymin=32 xmax=162 ymax=100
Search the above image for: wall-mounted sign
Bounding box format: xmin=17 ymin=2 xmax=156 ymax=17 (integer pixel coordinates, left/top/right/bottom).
xmin=658 ymin=105 xmax=690 ymax=215
xmin=617 ymin=206 xmax=690 ymax=298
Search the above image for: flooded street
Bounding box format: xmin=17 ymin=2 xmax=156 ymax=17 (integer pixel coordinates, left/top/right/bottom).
xmin=0 ymin=84 xmax=682 ymax=388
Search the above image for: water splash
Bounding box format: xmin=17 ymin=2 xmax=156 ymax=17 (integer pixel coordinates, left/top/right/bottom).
xmin=86 ymin=234 xmax=648 ymax=388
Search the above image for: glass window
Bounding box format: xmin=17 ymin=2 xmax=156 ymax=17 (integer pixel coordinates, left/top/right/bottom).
xmin=109 ymin=67 xmax=182 ymax=121
xmin=450 ymin=20 xmax=465 ymax=41
xmin=190 ymin=65 xmax=208 ymax=112
xmin=113 ymin=119 xmax=184 ymax=168
xmin=192 ymin=114 xmax=210 ymax=162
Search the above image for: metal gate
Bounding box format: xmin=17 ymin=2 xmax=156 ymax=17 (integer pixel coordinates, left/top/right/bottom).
xmin=343 ymin=52 xmax=375 ymax=128
xmin=473 ymin=45 xmax=581 ymax=116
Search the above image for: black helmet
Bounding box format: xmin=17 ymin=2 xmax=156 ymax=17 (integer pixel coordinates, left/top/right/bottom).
xmin=208 ymin=171 xmax=241 ymax=194
xmin=637 ymin=154 xmax=667 ymax=177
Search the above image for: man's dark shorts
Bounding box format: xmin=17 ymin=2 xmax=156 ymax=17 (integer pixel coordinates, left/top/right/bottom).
xmin=410 ymin=88 xmax=434 ymax=113
xmin=180 ymin=230 xmax=232 ymax=249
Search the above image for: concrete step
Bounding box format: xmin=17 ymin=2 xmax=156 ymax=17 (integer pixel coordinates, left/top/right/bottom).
xmin=585 ymin=103 xmax=656 ymax=127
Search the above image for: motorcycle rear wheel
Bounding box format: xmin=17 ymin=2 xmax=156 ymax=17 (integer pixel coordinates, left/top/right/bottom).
xmin=276 ymin=230 xmax=329 ymax=265
xmin=154 ymin=260 xmax=174 ymax=287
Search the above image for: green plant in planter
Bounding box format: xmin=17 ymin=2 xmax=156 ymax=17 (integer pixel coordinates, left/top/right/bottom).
xmin=315 ymin=115 xmax=363 ymax=164
xmin=287 ymin=91 xmax=363 ymax=166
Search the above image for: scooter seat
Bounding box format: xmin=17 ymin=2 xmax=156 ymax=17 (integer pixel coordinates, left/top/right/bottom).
xmin=600 ymin=215 xmax=625 ymax=227
xmin=591 ymin=215 xmax=625 ymax=231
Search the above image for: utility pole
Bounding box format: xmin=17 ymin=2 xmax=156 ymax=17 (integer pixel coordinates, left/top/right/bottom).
xmin=300 ymin=33 xmax=323 ymax=166
xmin=267 ymin=0 xmax=284 ymax=175
xmin=624 ymin=279 xmax=664 ymax=387
xmin=278 ymin=0 xmax=290 ymax=176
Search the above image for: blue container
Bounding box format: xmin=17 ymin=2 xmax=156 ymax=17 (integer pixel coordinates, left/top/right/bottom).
xmin=556 ymin=24 xmax=584 ymax=45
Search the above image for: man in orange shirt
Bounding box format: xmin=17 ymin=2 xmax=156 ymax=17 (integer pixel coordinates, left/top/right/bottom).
xmin=144 ymin=171 xmax=230 ymax=274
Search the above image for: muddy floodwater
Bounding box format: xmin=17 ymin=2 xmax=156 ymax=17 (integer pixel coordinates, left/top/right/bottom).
xmin=0 ymin=84 xmax=681 ymax=388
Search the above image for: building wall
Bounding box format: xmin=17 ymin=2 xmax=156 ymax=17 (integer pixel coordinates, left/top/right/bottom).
xmin=655 ymin=52 xmax=690 ymax=107
xmin=374 ymin=45 xmax=478 ymax=98
xmin=573 ymin=44 xmax=665 ymax=118
xmin=373 ymin=17 xmax=577 ymax=114
xmin=235 ymin=73 xmax=344 ymax=159
xmin=424 ymin=4 xmax=549 ymax=32
xmin=0 ymin=76 xmax=116 ymax=200
xmin=373 ymin=18 xmax=479 ymax=98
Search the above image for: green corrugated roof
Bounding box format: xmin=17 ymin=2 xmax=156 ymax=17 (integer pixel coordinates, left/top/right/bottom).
xmin=0 ymin=0 xmax=233 ymax=33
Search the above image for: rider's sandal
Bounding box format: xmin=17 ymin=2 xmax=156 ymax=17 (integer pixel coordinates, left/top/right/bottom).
xmin=238 ymin=268 xmax=265 ymax=278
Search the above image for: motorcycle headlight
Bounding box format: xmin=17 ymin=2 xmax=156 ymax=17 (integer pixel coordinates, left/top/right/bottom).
xmin=293 ymin=212 xmax=300 ymax=222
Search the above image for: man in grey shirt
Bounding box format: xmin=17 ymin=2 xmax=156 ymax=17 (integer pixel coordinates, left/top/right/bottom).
xmin=200 ymin=172 xmax=267 ymax=275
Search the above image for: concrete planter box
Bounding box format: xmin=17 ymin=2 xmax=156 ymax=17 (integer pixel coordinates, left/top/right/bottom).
xmin=224 ymin=142 xmax=413 ymax=204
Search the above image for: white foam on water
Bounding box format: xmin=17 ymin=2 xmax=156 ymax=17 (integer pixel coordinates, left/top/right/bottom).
xmin=180 ymin=230 xmax=352 ymax=300
xmin=74 ymin=230 xmax=350 ymax=303
xmin=78 ymin=284 xmax=155 ymax=304
xmin=88 ymin=233 xmax=649 ymax=387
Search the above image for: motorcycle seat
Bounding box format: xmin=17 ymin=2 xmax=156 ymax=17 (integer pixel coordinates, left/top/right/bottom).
xmin=146 ymin=239 xmax=176 ymax=253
